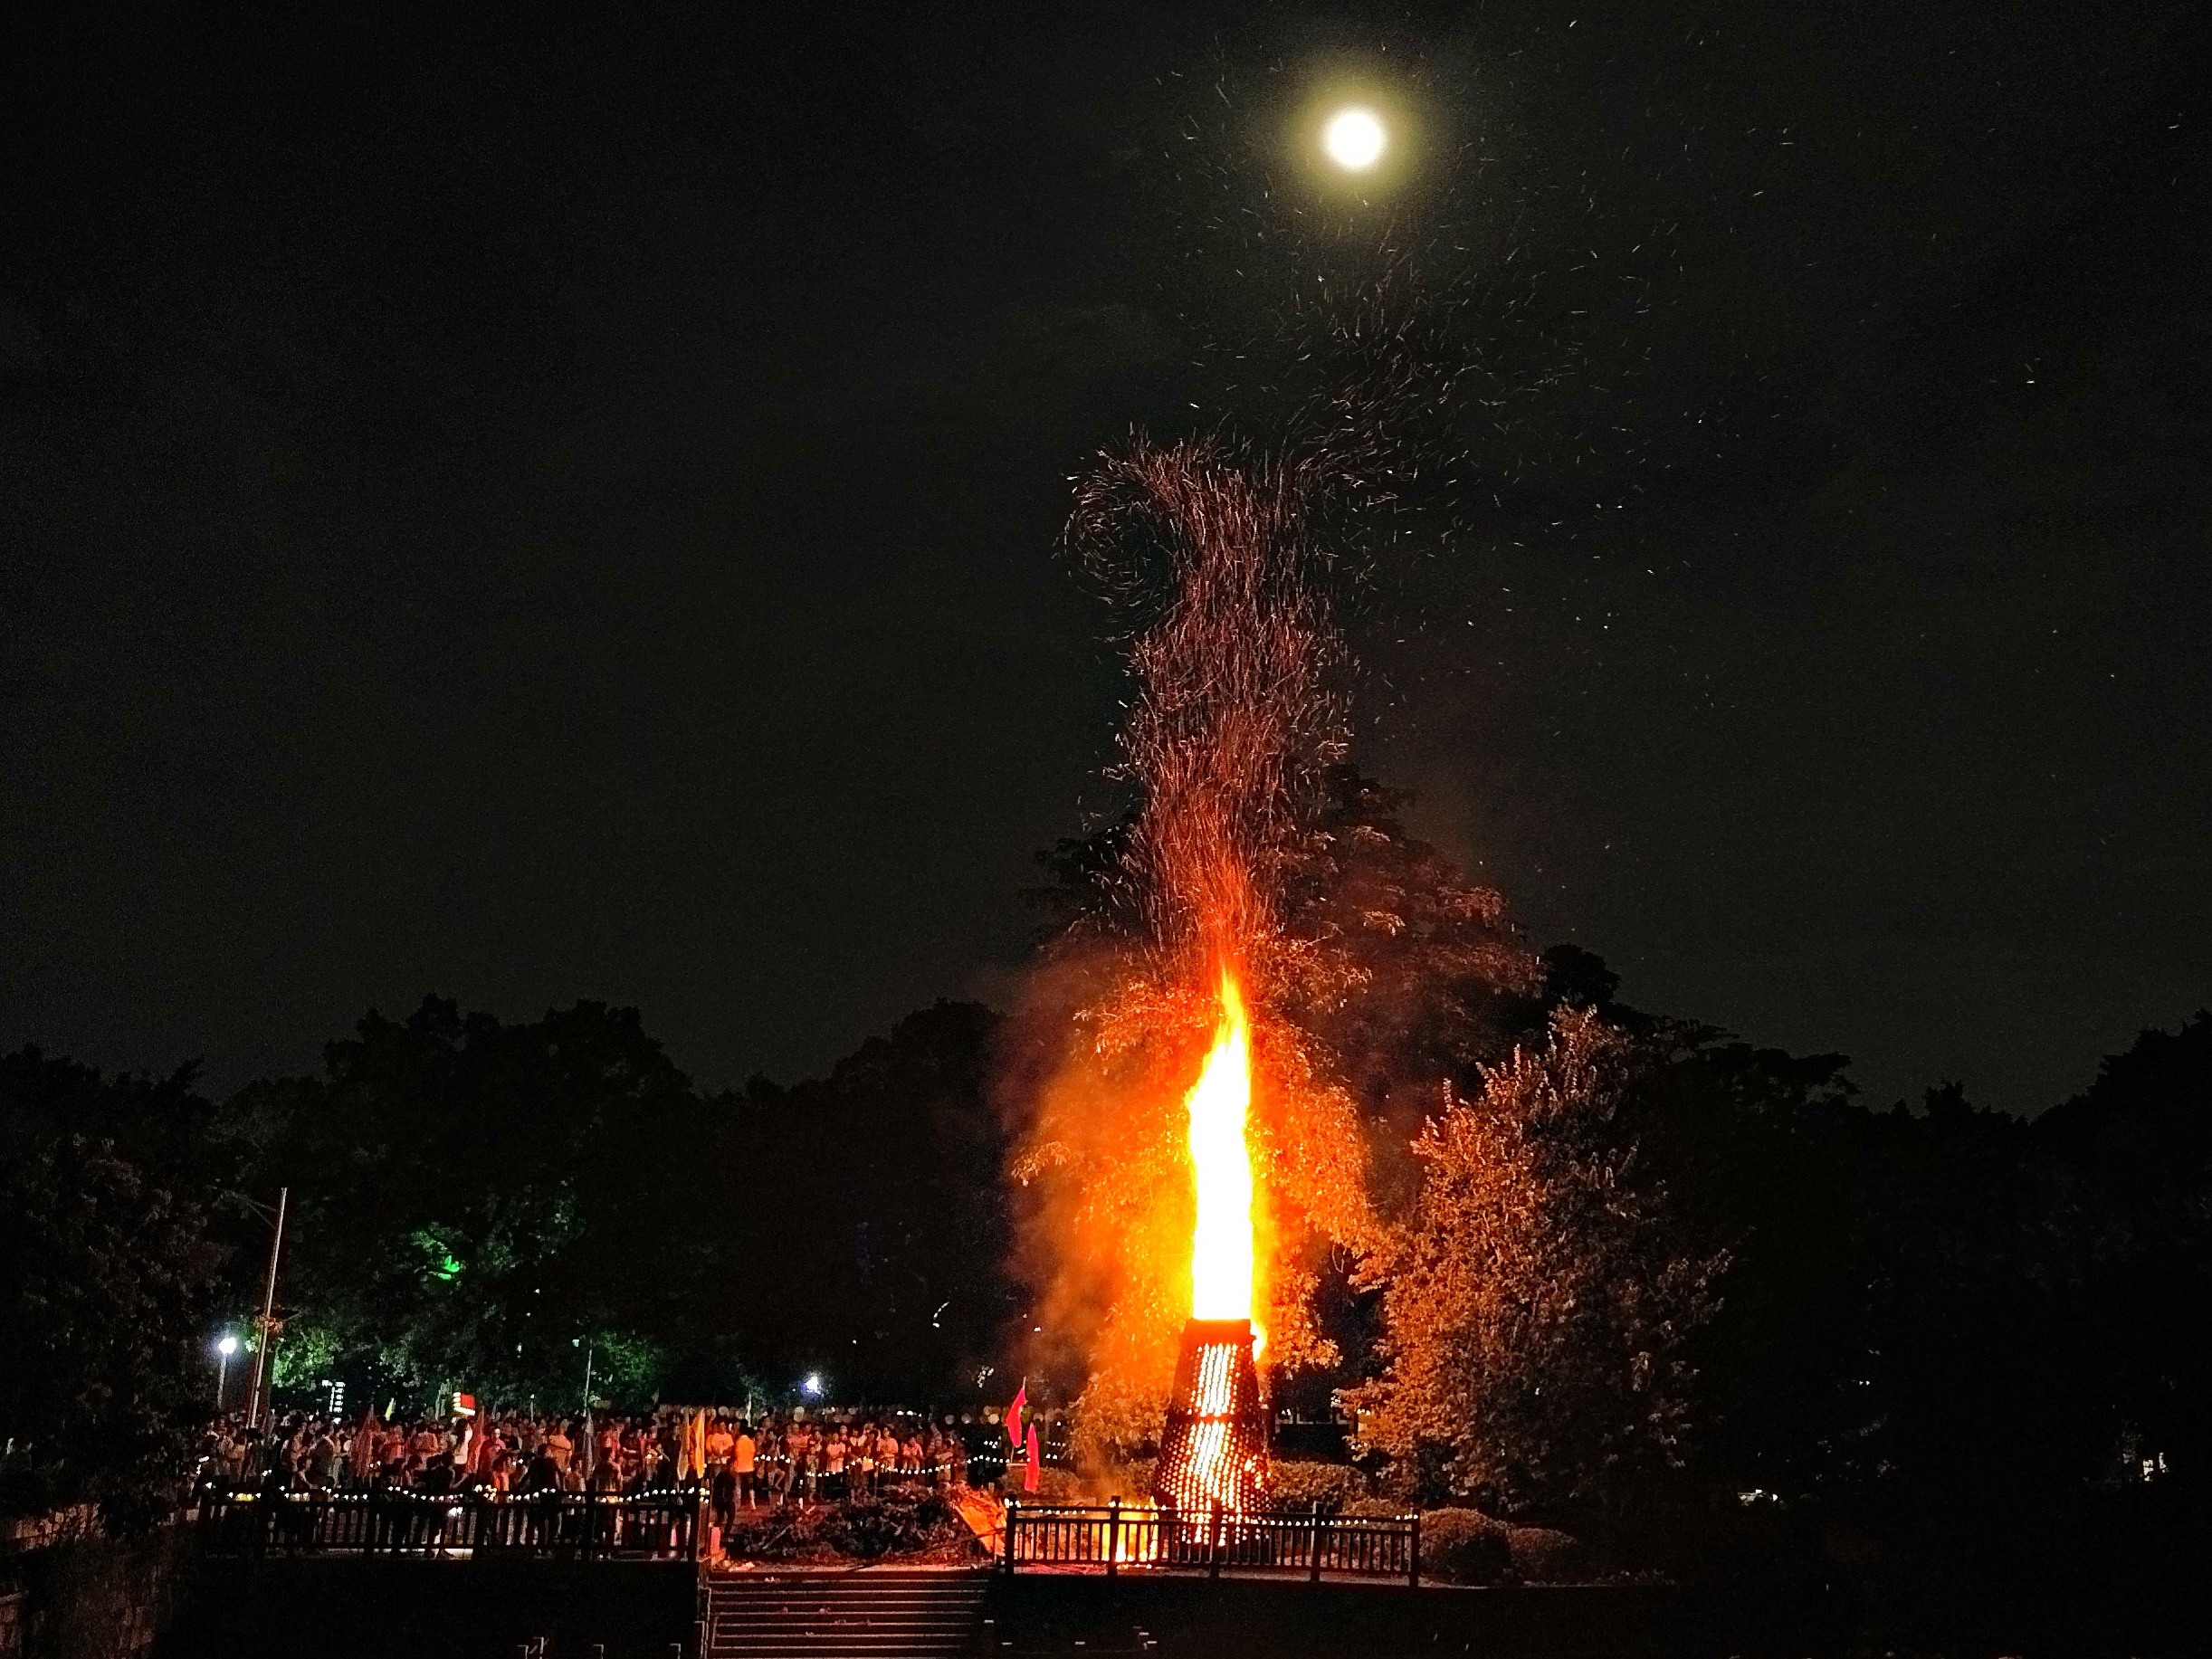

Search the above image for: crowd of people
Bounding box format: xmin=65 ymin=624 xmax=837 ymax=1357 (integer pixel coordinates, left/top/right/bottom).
xmin=194 ymin=1405 xmax=992 ymax=1522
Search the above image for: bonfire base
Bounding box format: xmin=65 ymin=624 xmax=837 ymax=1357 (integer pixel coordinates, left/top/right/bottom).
xmin=1153 ymin=1318 xmax=1271 ymax=1514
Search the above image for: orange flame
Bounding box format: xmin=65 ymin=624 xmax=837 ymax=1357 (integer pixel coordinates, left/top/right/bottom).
xmin=1187 ymin=969 xmax=1256 ymax=1333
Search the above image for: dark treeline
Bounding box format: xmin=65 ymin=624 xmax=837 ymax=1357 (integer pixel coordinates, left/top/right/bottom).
xmin=0 ymin=999 xmax=1018 ymax=1525
xmin=3 ymin=777 xmax=2208 ymax=1647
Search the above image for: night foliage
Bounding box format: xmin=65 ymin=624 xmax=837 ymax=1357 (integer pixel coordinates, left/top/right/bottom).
xmin=0 ymin=799 xmax=2205 ymax=1649
xmin=0 ymin=1053 xmax=230 ymax=1530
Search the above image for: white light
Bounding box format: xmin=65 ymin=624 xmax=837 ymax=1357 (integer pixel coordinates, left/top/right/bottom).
xmin=803 ymin=1373 xmax=823 ymax=1397
xmin=217 ymin=1336 xmax=238 ymax=1356
xmin=1323 ymin=108 xmax=1387 ymax=171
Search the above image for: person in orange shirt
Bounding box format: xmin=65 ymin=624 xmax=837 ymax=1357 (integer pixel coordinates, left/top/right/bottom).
xmin=731 ymin=1423 xmax=758 ymax=1509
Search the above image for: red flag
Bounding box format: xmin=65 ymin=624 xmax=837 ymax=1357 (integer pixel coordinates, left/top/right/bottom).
xmin=1006 ymin=1383 xmax=1026 ymax=1446
xmin=1024 ymin=1423 xmax=1041 ymax=1493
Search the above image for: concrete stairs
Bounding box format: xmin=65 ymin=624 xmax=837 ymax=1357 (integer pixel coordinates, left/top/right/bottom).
xmin=705 ymin=1570 xmax=990 ymax=1659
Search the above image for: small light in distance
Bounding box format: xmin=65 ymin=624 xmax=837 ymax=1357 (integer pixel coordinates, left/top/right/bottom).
xmin=1322 ymin=107 xmax=1386 ymax=171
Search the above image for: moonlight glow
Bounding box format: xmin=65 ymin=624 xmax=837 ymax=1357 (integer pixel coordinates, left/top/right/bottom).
xmin=1322 ymin=107 xmax=1386 ymax=170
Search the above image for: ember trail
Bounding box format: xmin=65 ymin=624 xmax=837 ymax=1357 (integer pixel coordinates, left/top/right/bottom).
xmin=1017 ymin=434 xmax=1386 ymax=1529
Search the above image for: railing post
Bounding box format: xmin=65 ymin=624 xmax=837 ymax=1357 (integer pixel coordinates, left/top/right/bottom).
xmin=1207 ymin=1502 xmax=1223 ymax=1580
xmin=1310 ymin=1502 xmax=1324 ymax=1583
xmin=1002 ymin=1500 xmax=1017 ymax=1576
xmin=1407 ymin=1512 xmax=1420 ymax=1589
xmin=1106 ymin=1497 xmax=1120 ymax=1579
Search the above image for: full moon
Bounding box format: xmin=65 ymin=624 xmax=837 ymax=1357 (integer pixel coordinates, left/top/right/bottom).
xmin=1322 ymin=107 xmax=1387 ymax=170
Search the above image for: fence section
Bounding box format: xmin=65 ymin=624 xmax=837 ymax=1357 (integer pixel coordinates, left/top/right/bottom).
xmin=195 ymin=1491 xmax=701 ymax=1562
xmin=1003 ymin=1502 xmax=1419 ymax=1586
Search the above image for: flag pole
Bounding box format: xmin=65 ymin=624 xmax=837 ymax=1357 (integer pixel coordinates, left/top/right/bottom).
xmin=243 ymin=1187 xmax=289 ymax=1430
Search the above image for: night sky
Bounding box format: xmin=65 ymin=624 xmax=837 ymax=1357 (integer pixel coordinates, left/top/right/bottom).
xmin=4 ymin=3 xmax=2206 ymax=1113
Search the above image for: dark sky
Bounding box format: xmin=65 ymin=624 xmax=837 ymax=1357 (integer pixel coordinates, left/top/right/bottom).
xmin=3 ymin=3 xmax=2207 ymax=1113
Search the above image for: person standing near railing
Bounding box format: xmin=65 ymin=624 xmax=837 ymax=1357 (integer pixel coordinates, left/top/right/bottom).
xmin=588 ymin=1452 xmax=624 ymax=1553
xmin=416 ymin=1454 xmax=454 ymax=1551
xmin=520 ymin=1442 xmax=560 ymax=1493
xmin=731 ymin=1421 xmax=757 ymax=1508
xmin=782 ymin=1421 xmax=809 ymax=1504
xmin=710 ymin=1454 xmax=738 ymax=1540
xmin=306 ymin=1425 xmax=340 ymax=1490
xmin=707 ymin=1413 xmax=734 ymax=1473
xmin=256 ymin=1448 xmax=290 ymax=1553
xmin=847 ymin=1424 xmax=872 ymax=1500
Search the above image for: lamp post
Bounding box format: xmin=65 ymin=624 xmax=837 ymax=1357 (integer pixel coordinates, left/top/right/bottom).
xmin=215 ymin=1335 xmax=239 ymax=1410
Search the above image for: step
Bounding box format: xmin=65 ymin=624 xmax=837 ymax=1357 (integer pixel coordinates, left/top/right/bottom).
xmin=705 ymin=1577 xmax=987 ymax=1658
xmin=715 ymin=1619 xmax=977 ymax=1626
xmin=713 ymin=1586 xmax=986 ymax=1597
xmin=707 ymin=1646 xmax=978 ymax=1652
xmin=711 ymin=1583 xmax=990 ymax=1601
xmin=717 ymin=1602 xmax=982 ymax=1616
xmin=718 ymin=1603 xmax=983 ymax=1614
xmin=716 ymin=1619 xmax=977 ymax=1627
xmin=714 ymin=1620 xmax=979 ymax=1633
xmin=717 ymin=1593 xmax=985 ymax=1602
xmin=707 ymin=1645 xmax=980 ymax=1656
xmin=708 ymin=1588 xmax=987 ymax=1602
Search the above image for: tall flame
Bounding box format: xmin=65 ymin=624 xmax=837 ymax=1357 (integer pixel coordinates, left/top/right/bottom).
xmin=1187 ymin=970 xmax=1255 ymax=1325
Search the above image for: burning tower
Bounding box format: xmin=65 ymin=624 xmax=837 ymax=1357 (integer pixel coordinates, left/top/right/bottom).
xmin=1151 ymin=972 xmax=1273 ymax=1512
xmin=1037 ymin=439 xmax=1361 ymax=1508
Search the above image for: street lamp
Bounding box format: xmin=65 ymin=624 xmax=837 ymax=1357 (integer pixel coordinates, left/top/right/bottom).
xmin=215 ymin=1335 xmax=239 ymax=1409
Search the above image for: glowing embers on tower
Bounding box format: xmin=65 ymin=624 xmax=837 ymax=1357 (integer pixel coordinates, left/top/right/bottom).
xmin=1153 ymin=973 xmax=1272 ymax=1514
xmin=1154 ymin=1316 xmax=1270 ymax=1514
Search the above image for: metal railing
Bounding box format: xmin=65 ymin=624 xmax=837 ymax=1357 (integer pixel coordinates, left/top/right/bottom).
xmin=195 ymin=1490 xmax=701 ymax=1562
xmin=1003 ymin=1501 xmax=1419 ymax=1587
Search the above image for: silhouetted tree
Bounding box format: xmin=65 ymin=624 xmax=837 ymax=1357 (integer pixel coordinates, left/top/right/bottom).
xmin=720 ymin=1000 xmax=1018 ymax=1405
xmin=231 ymin=997 xmax=710 ymax=1408
xmin=221 ymin=994 xmax=1018 ymax=1412
xmin=0 ymin=1054 xmax=231 ymax=1528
